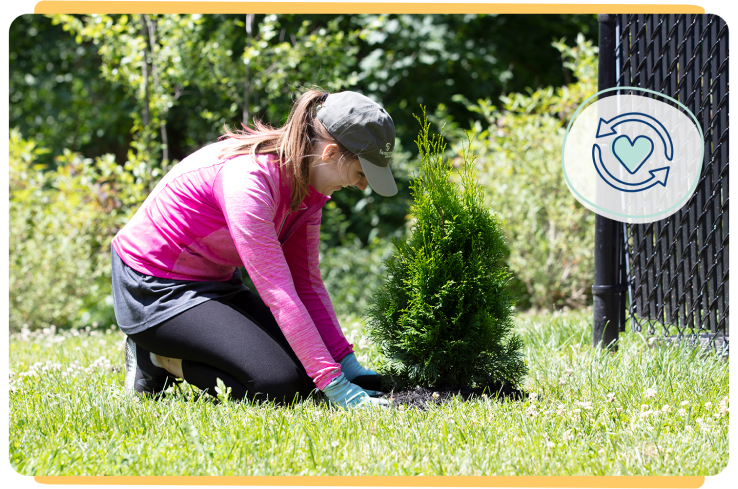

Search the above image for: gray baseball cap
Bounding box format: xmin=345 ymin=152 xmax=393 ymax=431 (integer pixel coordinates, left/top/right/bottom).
xmin=316 ymin=91 xmax=398 ymax=197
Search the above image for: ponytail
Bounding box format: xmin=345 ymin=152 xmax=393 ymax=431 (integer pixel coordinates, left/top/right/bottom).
xmin=220 ymin=88 xmax=355 ymax=211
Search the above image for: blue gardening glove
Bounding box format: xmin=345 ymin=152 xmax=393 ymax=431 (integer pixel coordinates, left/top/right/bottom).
xmin=322 ymin=373 xmax=388 ymax=409
xmin=340 ymin=353 xmax=383 ymax=396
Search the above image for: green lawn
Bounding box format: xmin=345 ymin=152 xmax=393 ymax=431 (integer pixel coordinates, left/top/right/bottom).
xmin=9 ymin=310 xmax=729 ymax=476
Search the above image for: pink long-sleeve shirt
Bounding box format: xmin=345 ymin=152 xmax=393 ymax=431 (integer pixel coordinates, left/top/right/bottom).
xmin=111 ymin=140 xmax=353 ymax=390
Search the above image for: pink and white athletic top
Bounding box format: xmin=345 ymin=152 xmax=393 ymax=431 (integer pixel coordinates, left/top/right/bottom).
xmin=111 ymin=140 xmax=352 ymax=390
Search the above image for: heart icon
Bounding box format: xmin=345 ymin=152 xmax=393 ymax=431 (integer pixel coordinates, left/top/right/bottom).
xmin=611 ymin=135 xmax=654 ymax=174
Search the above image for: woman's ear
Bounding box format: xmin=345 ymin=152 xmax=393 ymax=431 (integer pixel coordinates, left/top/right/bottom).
xmin=321 ymin=143 xmax=340 ymax=162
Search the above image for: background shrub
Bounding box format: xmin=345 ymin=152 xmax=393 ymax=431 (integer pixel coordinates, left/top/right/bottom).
xmin=442 ymin=35 xmax=598 ymax=310
xmin=8 ymin=129 xmax=158 ymax=330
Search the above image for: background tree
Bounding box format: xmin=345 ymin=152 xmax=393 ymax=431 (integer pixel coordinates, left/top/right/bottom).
xmin=441 ymin=35 xmax=599 ymax=310
xmin=9 ymin=14 xmax=599 ymax=330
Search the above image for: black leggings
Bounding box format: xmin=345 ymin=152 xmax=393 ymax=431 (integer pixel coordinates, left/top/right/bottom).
xmin=129 ymin=289 xmax=315 ymax=404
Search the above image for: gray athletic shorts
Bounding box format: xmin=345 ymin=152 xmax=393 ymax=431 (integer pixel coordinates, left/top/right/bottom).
xmin=111 ymin=247 xmax=248 ymax=335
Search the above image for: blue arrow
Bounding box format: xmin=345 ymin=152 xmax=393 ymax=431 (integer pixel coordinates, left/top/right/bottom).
xmin=592 ymin=145 xmax=670 ymax=193
xmin=596 ymin=112 xmax=674 ymax=161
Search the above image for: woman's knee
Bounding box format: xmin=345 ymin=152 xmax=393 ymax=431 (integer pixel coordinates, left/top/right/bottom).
xmin=248 ymin=365 xmax=314 ymax=404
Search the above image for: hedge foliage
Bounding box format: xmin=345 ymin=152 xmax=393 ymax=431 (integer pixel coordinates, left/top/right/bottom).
xmin=8 ymin=129 xmax=162 ymax=330
xmin=443 ymin=35 xmax=598 ymax=310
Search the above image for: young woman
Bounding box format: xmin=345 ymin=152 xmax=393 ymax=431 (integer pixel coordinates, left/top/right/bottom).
xmin=111 ymin=90 xmax=397 ymax=408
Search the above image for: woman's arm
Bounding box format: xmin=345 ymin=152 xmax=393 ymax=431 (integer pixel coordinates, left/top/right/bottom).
xmin=282 ymin=209 xmax=354 ymax=363
xmin=213 ymin=157 xmax=341 ymax=390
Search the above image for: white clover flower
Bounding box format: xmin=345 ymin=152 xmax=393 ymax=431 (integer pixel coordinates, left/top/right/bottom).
xmin=98 ymin=339 xmax=106 ymax=346
xmin=432 ymin=392 xmax=440 ymax=399
xmin=331 ymin=441 xmax=339 ymax=448
xmin=545 ymin=441 xmax=555 ymax=448
xmin=641 ymin=404 xmax=649 ymax=411
xmin=559 ymin=378 xmax=567 ymax=385
xmin=645 ymin=388 xmax=657 ymax=398
xmin=704 ymin=401 xmax=713 ymax=409
xmin=678 ymin=408 xmax=687 ymax=416
xmin=565 ymin=368 xmax=574 ymax=377
xmin=606 ymin=392 xmax=615 ymax=403
xmin=576 ymin=401 xmax=592 ymax=410
xmin=661 ymin=404 xmax=671 ymax=413
xmin=572 ymin=408 xmax=581 ymax=414
xmin=717 ymin=397 xmax=729 ymax=416
xmin=529 ymin=392 xmax=538 ymax=402
xmin=526 ymin=405 xmax=538 ymax=417
xmin=639 ymin=410 xmax=653 ymax=418
xmin=680 ymin=400 xmax=690 ymax=407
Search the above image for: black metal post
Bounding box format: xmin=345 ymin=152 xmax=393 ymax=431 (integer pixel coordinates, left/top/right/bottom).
xmin=592 ymin=14 xmax=623 ymax=350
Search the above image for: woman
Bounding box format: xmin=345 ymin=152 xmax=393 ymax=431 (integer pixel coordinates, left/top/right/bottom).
xmin=111 ymin=90 xmax=397 ymax=408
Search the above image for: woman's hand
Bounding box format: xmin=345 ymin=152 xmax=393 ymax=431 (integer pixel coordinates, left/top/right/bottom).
xmin=322 ymin=373 xmax=388 ymax=409
xmin=339 ymin=352 xmax=383 ymax=395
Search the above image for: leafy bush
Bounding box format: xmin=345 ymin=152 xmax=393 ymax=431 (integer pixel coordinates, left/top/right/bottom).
xmin=9 ymin=129 xmax=155 ymax=331
xmin=319 ymin=236 xmax=398 ymax=319
xmin=366 ymin=113 xmax=527 ymax=390
xmin=444 ymin=34 xmax=598 ymax=310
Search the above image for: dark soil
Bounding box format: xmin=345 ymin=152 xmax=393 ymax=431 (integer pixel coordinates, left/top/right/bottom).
xmin=379 ymin=383 xmax=526 ymax=411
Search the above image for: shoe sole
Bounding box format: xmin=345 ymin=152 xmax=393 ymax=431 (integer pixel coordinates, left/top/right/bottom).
xmin=124 ymin=336 xmax=137 ymax=396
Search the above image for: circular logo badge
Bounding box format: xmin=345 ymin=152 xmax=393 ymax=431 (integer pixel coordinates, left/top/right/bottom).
xmin=562 ymin=87 xmax=704 ymax=223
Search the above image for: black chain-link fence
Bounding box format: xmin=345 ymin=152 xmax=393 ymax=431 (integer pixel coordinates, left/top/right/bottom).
xmin=612 ymin=14 xmax=729 ymax=354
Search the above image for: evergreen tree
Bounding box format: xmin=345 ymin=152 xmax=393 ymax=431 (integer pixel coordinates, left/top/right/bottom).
xmin=367 ymin=111 xmax=527 ymax=389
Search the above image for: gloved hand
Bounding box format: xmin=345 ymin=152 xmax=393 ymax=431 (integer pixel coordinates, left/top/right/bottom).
xmin=339 ymin=353 xmax=383 ymax=395
xmin=322 ymin=373 xmax=388 ymax=409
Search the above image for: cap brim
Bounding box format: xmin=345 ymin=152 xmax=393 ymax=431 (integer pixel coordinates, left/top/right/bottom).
xmin=358 ymin=156 xmax=398 ymax=197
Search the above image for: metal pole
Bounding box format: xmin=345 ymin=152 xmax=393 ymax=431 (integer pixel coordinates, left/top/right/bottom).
xmin=592 ymin=14 xmax=623 ymax=350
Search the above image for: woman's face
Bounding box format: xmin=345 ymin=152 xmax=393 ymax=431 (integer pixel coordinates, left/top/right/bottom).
xmin=309 ymin=142 xmax=368 ymax=196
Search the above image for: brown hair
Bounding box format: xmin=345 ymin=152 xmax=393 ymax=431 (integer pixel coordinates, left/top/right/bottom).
xmin=219 ymin=89 xmax=356 ymax=211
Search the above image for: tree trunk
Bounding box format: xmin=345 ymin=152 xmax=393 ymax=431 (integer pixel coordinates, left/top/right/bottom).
xmin=144 ymin=14 xmax=168 ymax=163
xmin=139 ymin=15 xmax=150 ymax=129
xmin=243 ymin=13 xmax=254 ymax=126
xmin=141 ymin=15 xmax=151 ymax=153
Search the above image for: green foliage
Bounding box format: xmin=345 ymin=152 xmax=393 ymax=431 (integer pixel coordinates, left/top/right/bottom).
xmin=9 ymin=15 xmax=135 ymax=168
xmin=367 ymin=112 xmax=527 ymax=390
xmin=319 ymin=236 xmax=398 ymax=319
xmin=8 ymin=129 xmax=152 ymax=331
xmin=446 ymin=34 xmax=599 ymax=310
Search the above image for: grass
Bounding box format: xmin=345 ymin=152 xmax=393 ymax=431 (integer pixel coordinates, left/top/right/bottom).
xmin=9 ymin=309 xmax=729 ymax=476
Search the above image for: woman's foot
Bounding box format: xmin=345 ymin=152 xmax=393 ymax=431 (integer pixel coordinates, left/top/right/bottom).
xmin=124 ymin=337 xmax=175 ymax=398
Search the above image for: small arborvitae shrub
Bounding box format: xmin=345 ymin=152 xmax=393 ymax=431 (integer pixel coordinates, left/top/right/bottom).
xmin=367 ymin=112 xmax=528 ymax=390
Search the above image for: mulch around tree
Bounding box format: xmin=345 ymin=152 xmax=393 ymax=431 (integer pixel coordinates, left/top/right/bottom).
xmin=379 ymin=383 xmax=527 ymax=411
